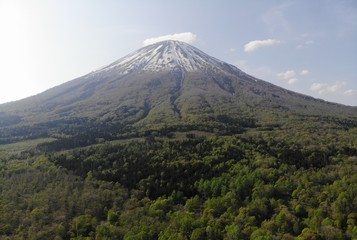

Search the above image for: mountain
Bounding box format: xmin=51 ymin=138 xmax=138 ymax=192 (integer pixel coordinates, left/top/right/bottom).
xmin=0 ymin=41 xmax=357 ymax=240
xmin=0 ymin=40 xmax=356 ymax=144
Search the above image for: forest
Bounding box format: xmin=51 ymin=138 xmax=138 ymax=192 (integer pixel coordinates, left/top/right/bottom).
xmin=0 ymin=26 xmax=356 ymax=240
xmin=0 ymin=122 xmax=356 ymax=240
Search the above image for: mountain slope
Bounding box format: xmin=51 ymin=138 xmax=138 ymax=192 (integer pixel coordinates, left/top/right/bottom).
xmin=0 ymin=40 xmax=356 ymax=144
xmin=1 ymin=41 xmax=356 ymax=240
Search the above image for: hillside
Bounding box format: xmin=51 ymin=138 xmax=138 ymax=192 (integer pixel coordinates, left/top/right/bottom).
xmin=0 ymin=41 xmax=356 ymax=146
xmin=0 ymin=41 xmax=356 ymax=239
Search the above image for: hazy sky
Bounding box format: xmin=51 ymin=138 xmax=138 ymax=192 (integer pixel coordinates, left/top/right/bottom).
xmin=0 ymin=0 xmax=356 ymax=106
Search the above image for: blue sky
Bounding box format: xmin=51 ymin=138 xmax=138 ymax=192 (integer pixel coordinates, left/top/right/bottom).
xmin=0 ymin=0 xmax=356 ymax=105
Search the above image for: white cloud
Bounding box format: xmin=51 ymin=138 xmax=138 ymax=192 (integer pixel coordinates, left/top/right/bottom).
xmin=300 ymin=69 xmax=310 ymax=76
xmin=276 ymin=69 xmax=310 ymax=84
xmin=244 ymin=39 xmax=281 ymax=52
xmin=287 ymin=78 xmax=298 ymax=84
xmin=310 ymin=81 xmax=347 ymax=95
xmin=277 ymin=70 xmax=298 ymax=84
xmin=143 ymin=32 xmax=197 ymax=46
xmin=277 ymin=69 xmax=309 ymax=84
xmin=344 ymin=89 xmax=357 ymax=96
xmin=310 ymin=83 xmax=327 ymax=93
xmin=277 ymin=70 xmax=296 ymax=80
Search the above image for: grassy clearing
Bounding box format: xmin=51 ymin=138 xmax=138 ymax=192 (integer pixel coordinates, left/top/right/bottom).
xmin=0 ymin=138 xmax=56 ymax=153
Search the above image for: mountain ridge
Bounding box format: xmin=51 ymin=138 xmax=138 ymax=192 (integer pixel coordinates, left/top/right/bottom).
xmin=0 ymin=40 xmax=356 ymax=144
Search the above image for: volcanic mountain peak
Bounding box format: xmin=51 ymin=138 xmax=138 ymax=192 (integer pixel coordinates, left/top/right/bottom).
xmin=92 ymin=40 xmax=242 ymax=76
xmin=0 ymin=39 xmax=355 ymax=136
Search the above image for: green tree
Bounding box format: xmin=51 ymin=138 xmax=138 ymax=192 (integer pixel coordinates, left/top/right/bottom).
xmin=70 ymin=214 xmax=98 ymax=238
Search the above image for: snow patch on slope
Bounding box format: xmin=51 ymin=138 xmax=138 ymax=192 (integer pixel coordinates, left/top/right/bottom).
xmin=92 ymin=40 xmax=242 ymax=76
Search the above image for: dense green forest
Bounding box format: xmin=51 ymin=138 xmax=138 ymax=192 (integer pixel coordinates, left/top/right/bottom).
xmin=0 ymin=123 xmax=356 ymax=240
xmin=1 ymin=38 xmax=356 ymax=240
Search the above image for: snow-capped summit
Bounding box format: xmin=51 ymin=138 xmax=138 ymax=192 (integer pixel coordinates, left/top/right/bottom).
xmin=2 ymin=38 xmax=353 ymax=136
xmin=94 ymin=40 xmax=242 ymax=75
